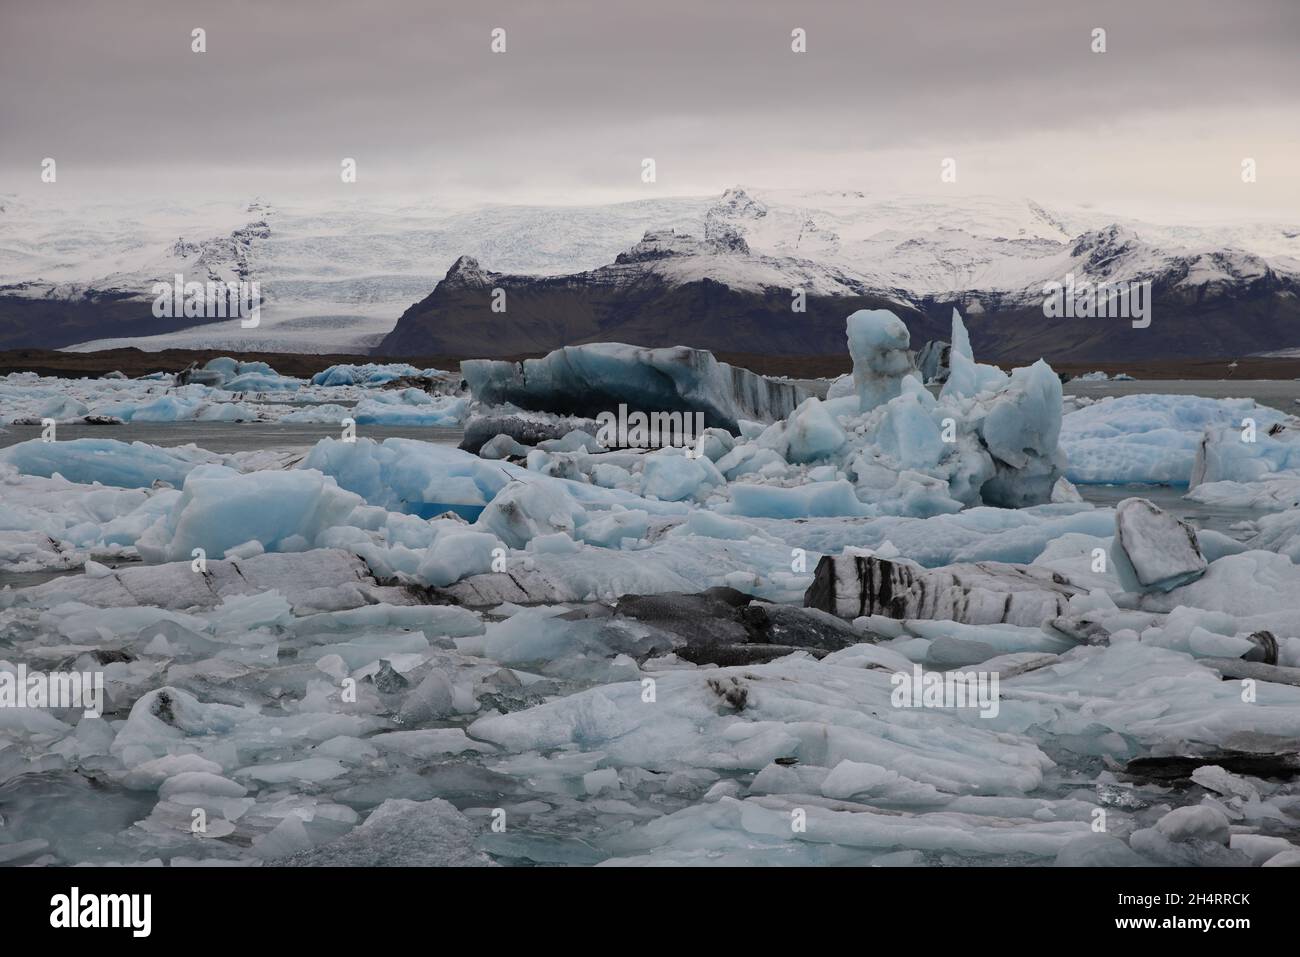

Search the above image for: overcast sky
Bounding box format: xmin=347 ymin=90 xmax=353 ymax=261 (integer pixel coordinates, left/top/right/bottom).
xmin=1 ymin=0 xmax=1297 ymax=216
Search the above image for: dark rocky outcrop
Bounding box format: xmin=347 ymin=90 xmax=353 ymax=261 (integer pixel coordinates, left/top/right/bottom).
xmin=376 ymin=247 xmax=932 ymax=359
xmin=612 ymin=586 xmax=868 ymax=666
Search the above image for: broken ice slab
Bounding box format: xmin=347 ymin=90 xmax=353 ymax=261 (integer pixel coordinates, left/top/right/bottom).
xmin=8 ymin=549 xmax=431 ymax=616
xmin=804 ymin=552 xmax=1082 ymax=627
xmin=1198 ymin=656 xmax=1300 ymax=687
xmin=1111 ymin=497 xmax=1207 ymax=593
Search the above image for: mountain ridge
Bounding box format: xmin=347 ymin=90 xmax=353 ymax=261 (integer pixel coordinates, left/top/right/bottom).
xmin=3 ymin=188 xmax=1297 ymax=357
xmin=378 ymin=190 xmax=1300 ymax=362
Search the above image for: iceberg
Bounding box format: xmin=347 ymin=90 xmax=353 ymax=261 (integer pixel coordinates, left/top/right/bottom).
xmin=846 ymin=309 xmax=913 ymax=411
xmin=463 ymin=342 xmax=814 ymax=430
xmin=135 ymin=465 xmax=363 ymax=562
xmin=1063 ymin=394 xmax=1291 ymax=485
xmin=176 ymin=357 xmax=303 ymax=392
xmin=0 ymin=437 xmax=218 ymax=488
xmin=311 ymin=363 xmax=447 ymax=387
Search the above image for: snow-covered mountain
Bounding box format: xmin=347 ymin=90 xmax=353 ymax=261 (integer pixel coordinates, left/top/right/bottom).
xmin=700 ymin=188 xmax=1298 ymax=306
xmin=1 ymin=188 xmax=1297 ymax=358
xmin=0 ymin=194 xmax=715 ymax=353
xmin=381 ymin=188 xmax=1300 ymax=361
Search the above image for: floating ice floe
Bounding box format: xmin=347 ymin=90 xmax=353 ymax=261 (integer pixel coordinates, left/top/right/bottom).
xmin=1074 ymin=370 xmax=1134 ymax=382
xmin=1062 ymin=393 xmax=1291 ymax=485
xmin=311 ymin=363 xmax=447 ymax=387
xmin=0 ymin=357 xmax=469 ymax=428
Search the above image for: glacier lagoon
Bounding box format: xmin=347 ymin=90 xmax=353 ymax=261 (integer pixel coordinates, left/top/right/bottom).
xmin=3 ymin=322 xmax=1300 ymax=868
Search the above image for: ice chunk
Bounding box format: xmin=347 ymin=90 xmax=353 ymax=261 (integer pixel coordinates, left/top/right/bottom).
xmin=14 ymin=549 xmax=405 ymax=617
xmin=157 ymin=771 xmax=247 ymax=800
xmin=283 ymin=799 xmax=494 ymax=867
xmin=136 ymin=465 xmax=362 ymax=563
xmin=846 ymin=309 xmax=913 ymax=411
xmin=1054 ymin=834 xmax=1148 ymax=867
xmin=0 ymin=438 xmax=216 ymax=488
xmin=806 ymin=552 xmax=1083 ymax=626
xmin=1111 ymin=497 xmax=1207 ymax=593
xmin=478 ymin=433 xmax=530 ymax=460
xmin=976 ymin=361 xmax=1064 ymax=507
xmin=303 ymin=437 xmax=685 ymax=523
xmin=939 ymin=309 xmax=1007 ymax=400
xmin=874 ymin=392 xmax=944 ymax=470
xmin=352 ymin=394 xmax=467 ymax=427
xmin=1191 ymin=421 xmax=1300 ymax=487
xmin=302 ymin=437 xmax=506 ymax=521
xmin=726 ymin=480 xmax=870 ymax=519
xmin=949 ymin=308 xmax=973 ymax=361
xmin=640 ymin=450 xmax=724 ymax=502
xmin=311 ymin=363 xmax=444 ymax=387
xmin=1153 ymin=804 xmax=1231 ymax=845
xmin=477 ymin=479 xmax=581 ymax=548
xmin=782 ymin=398 xmax=847 ymax=464
xmin=415 ymin=529 xmax=503 ymax=586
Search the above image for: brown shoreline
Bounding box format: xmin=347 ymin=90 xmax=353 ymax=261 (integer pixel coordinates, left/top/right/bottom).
xmin=2 ymin=347 xmax=1299 ymax=382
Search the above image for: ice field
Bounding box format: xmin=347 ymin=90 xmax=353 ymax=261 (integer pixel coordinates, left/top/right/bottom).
xmin=2 ymin=310 xmax=1300 ymax=867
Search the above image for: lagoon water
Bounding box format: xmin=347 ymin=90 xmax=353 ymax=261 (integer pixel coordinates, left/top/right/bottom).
xmin=0 ymin=421 xmax=465 ymax=453
xmin=1064 ymin=377 xmax=1300 ymax=414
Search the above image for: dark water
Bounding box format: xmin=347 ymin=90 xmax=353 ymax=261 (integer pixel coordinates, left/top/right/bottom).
xmin=1076 ymin=483 xmax=1258 ymax=538
xmin=0 ymin=421 xmax=464 ymax=453
xmin=0 ymin=566 xmax=90 ymax=588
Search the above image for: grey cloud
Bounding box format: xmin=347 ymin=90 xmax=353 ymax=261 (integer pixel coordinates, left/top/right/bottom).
xmin=0 ymin=0 xmax=1296 ymax=202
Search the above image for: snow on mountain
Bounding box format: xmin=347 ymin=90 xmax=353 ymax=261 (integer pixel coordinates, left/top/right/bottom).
xmin=1 ymin=188 xmax=1296 ymax=354
xmin=1 ymin=194 xmax=714 ymax=353
xmin=705 ymin=189 xmax=1299 ymax=302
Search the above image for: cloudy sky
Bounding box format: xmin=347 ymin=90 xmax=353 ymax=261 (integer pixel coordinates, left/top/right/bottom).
xmin=1 ymin=0 xmax=1297 ymax=217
